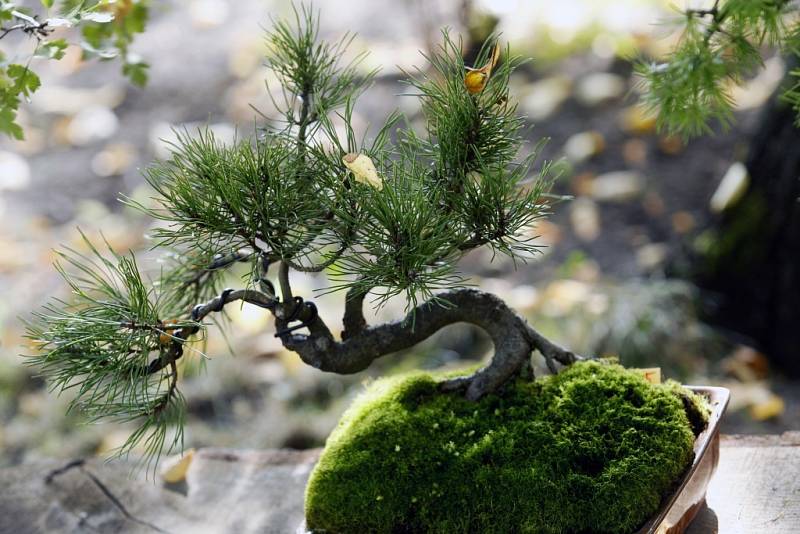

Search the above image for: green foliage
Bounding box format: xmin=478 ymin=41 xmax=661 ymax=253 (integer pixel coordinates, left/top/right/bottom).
xmin=29 ymin=6 xmax=556 ymax=460
xmin=138 ymin=13 xmax=554 ymax=310
xmin=638 ymin=0 xmax=800 ymax=136
xmin=406 ymin=35 xmax=525 ymax=177
xmin=306 ymin=361 xmax=706 ymax=533
xmin=332 ymin=163 xmax=465 ymax=308
xmin=24 ymin=233 xmax=191 ymax=463
xmin=0 ymin=0 xmax=150 ymax=138
xmin=265 ymin=3 xmax=374 ymax=126
xmin=327 ymin=32 xmax=552 ymax=308
xmin=0 ymin=61 xmax=41 ymax=139
xmin=784 ymin=65 xmax=800 ymax=124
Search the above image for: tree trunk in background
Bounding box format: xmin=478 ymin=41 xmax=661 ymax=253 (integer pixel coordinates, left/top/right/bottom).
xmin=689 ymin=64 xmax=800 ymax=376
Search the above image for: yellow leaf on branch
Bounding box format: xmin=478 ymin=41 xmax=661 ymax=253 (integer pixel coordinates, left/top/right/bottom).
xmin=159 ymin=319 xmax=179 ymax=345
xmin=343 ymin=153 xmax=383 ymax=189
xmin=465 ymin=43 xmax=501 ymax=95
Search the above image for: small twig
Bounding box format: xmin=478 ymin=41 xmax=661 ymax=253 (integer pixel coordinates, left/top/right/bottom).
xmin=283 ymin=243 xmax=347 ymax=273
xmin=45 ymin=459 xmax=86 ymax=484
xmin=0 ymin=11 xmax=52 ymax=42
xmin=143 ymin=288 xmax=278 ymax=375
xmin=278 ymin=261 xmax=294 ymax=307
xmin=180 ymin=249 xmax=253 ymax=289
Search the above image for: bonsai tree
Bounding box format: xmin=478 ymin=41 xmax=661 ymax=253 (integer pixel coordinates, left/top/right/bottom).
xmin=26 ymin=6 xmax=580 ymax=459
xmin=25 ymin=7 xmax=716 ymax=532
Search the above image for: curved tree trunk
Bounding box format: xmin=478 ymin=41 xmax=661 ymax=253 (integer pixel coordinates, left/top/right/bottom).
xmin=689 ymin=61 xmax=800 ymax=375
xmin=159 ymin=286 xmax=581 ymax=402
xmin=278 ymin=288 xmax=579 ymax=400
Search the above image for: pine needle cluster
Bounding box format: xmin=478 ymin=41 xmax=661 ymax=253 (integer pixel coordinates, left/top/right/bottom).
xmin=638 ymin=0 xmax=800 ymax=136
xmin=25 ymin=233 xmax=189 ymax=463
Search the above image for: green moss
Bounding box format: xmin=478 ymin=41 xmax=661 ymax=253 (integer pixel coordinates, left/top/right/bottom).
xmin=305 ymin=361 xmax=706 ymax=533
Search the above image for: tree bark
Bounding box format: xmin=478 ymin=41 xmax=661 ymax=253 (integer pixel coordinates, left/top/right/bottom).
xmin=173 ymin=284 xmax=580 ymax=400
xmin=688 ymin=61 xmax=800 ymax=375
xmin=276 ymin=288 xmax=579 ymax=400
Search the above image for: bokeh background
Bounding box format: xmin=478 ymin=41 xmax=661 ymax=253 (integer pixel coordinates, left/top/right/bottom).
xmin=0 ymin=0 xmax=796 ymax=466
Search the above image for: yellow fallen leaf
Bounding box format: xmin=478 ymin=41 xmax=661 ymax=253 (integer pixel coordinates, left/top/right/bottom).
xmin=160 ymin=448 xmax=195 ymax=483
xmin=749 ymin=395 xmax=785 ymax=421
xmin=342 ymin=153 xmax=383 ymax=189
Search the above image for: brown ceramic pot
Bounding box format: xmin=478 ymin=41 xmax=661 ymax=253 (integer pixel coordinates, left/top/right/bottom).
xmin=636 ymin=386 xmax=730 ymax=534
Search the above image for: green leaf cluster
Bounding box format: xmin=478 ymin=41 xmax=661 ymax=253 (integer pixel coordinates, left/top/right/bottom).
xmin=0 ymin=0 xmax=150 ymax=138
xmin=638 ymin=0 xmax=800 ymax=136
xmin=73 ymin=0 xmax=150 ymax=85
xmin=0 ymin=62 xmax=40 ymax=139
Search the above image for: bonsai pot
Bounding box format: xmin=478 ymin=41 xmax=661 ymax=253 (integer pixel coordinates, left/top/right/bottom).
xmin=636 ymin=385 xmax=730 ymax=534
xmin=301 ymin=381 xmax=730 ymax=534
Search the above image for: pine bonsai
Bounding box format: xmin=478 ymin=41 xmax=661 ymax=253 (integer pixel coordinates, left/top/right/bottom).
xmin=25 ymin=6 xmax=580 ymax=460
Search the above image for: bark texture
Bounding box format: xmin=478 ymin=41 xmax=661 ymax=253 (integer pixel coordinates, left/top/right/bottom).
xmin=167 ymin=267 xmax=580 ymax=400
xmin=277 ymin=288 xmax=579 ymax=400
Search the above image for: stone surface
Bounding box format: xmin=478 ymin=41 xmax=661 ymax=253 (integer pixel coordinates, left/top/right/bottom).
xmin=0 ymin=448 xmax=319 ymax=534
xmin=686 ymin=433 xmax=800 ymax=534
xmin=1 ymin=435 xmax=799 ymax=533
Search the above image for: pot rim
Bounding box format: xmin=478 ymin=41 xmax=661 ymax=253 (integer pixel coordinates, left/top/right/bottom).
xmin=637 ymin=385 xmax=730 ymax=534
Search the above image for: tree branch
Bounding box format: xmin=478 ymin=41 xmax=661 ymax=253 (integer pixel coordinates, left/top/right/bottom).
xmin=342 ymin=283 xmax=369 ymax=339
xmin=276 ymin=288 xmax=581 ymax=400
xmin=283 ymin=242 xmax=347 ymax=272
xmin=0 ymin=11 xmax=51 ymax=42
xmin=278 ymin=261 xmax=294 ymax=304
xmin=145 ymin=288 xmax=278 ymax=375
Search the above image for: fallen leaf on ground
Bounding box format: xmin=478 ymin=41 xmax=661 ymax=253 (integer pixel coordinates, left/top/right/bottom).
xmin=161 ymin=448 xmax=196 ymax=484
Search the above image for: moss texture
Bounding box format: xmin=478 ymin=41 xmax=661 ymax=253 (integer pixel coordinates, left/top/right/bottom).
xmin=305 ymin=361 xmax=708 ymax=533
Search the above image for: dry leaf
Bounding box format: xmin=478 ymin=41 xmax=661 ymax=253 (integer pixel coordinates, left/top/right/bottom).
xmin=632 ymin=367 xmax=662 ymax=384
xmin=159 ymin=319 xmax=179 ymax=345
xmin=342 ymin=153 xmax=382 ymax=189
xmin=465 ymin=43 xmax=501 ymax=95
xmin=161 ymin=448 xmax=195 ymax=483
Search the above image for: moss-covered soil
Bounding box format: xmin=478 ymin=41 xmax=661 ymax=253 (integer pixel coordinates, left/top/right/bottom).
xmin=305 ymin=361 xmax=709 ymax=533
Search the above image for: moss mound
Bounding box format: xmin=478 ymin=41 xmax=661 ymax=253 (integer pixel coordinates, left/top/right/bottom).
xmin=305 ymin=361 xmax=707 ymax=533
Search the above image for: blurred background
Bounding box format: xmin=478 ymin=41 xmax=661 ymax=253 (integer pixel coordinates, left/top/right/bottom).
xmin=0 ymin=0 xmax=796 ymax=466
